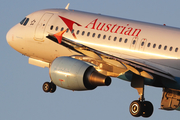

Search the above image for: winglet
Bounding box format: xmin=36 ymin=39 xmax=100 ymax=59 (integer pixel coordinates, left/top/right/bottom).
xmin=53 ymin=29 xmax=67 ymax=44
xmin=65 ymin=3 xmax=70 ymax=10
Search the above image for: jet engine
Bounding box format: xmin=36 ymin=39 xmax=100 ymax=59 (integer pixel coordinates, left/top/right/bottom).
xmin=49 ymin=57 xmax=111 ymax=90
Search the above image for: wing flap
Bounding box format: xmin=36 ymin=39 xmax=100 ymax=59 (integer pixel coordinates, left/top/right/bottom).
xmin=75 ymin=47 xmax=102 ymax=60
xmin=140 ymin=71 xmax=153 ymax=80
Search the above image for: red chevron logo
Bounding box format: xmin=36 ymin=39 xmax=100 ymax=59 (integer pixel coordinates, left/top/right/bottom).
xmin=59 ymin=16 xmax=82 ymax=39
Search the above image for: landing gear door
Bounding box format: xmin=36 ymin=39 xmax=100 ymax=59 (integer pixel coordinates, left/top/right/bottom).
xmin=34 ymin=13 xmax=53 ymax=42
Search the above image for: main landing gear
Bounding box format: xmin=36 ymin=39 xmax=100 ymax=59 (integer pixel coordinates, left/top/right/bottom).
xmin=129 ymin=74 xmax=154 ymax=118
xmin=42 ymin=82 xmax=56 ymax=93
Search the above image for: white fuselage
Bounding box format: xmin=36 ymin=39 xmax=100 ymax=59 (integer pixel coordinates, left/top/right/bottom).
xmin=6 ymin=9 xmax=180 ymax=78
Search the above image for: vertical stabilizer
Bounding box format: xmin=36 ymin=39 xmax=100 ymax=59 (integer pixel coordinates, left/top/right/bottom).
xmin=65 ymin=3 xmax=70 ymax=10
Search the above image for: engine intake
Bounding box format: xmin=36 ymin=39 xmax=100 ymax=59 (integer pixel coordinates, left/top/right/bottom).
xmin=49 ymin=57 xmax=111 ymax=90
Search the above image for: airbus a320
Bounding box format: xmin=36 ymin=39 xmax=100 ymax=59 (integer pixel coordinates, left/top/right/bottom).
xmin=6 ymin=4 xmax=180 ymax=117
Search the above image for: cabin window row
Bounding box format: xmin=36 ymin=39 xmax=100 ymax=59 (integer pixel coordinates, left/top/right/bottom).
xmin=50 ymin=26 xmax=178 ymax=53
xmin=146 ymin=42 xmax=178 ymax=52
xmin=132 ymin=40 xmax=179 ymax=52
xmin=50 ymin=26 xmax=128 ymax=43
xmin=64 ymin=28 xmax=127 ymax=43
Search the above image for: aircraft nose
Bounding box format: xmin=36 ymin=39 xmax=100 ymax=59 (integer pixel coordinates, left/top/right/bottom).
xmin=6 ymin=28 xmax=14 ymax=47
xmin=6 ymin=24 xmax=22 ymax=51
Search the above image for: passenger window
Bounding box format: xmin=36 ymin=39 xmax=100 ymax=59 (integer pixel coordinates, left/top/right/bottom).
xmin=124 ymin=39 xmax=128 ymax=43
xmin=66 ymin=28 xmax=69 ymax=33
xmin=108 ymin=36 xmax=111 ymax=40
xmin=153 ymin=44 xmax=156 ymax=48
xmin=175 ymin=48 xmax=178 ymax=52
xmin=87 ymin=32 xmax=90 ymax=36
xmin=50 ymin=25 xmax=54 ymax=30
xmin=76 ymin=30 xmax=80 ymax=35
xmin=103 ymin=35 xmax=106 ymax=39
xmin=92 ymin=33 xmax=96 ymax=37
xmin=164 ymin=46 xmax=167 ymax=50
xmin=55 ymin=26 xmax=58 ymax=31
xmin=98 ymin=34 xmax=101 ymax=38
xmin=119 ymin=38 xmax=122 ymax=42
xmin=114 ymin=37 xmax=117 ymax=41
xmin=61 ymin=27 xmax=64 ymax=31
xmin=133 ymin=40 xmax=136 ymax=45
xmin=169 ymin=47 xmax=173 ymax=51
xmin=71 ymin=29 xmax=74 ymax=33
xmin=147 ymin=43 xmax=151 ymax=47
xmin=141 ymin=41 xmax=144 ymax=46
xmin=158 ymin=45 xmax=162 ymax=49
xmin=82 ymin=31 xmax=85 ymax=35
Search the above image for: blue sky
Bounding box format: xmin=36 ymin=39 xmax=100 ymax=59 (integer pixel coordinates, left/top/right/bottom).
xmin=1 ymin=0 xmax=180 ymax=120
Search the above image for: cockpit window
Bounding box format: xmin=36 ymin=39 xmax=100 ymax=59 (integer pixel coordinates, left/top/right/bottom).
xmin=20 ymin=18 xmax=26 ymax=25
xmin=20 ymin=17 xmax=29 ymax=26
xmin=23 ymin=18 xmax=29 ymax=26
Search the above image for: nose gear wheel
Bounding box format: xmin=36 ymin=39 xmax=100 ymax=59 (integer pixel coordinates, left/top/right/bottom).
xmin=43 ymin=82 xmax=56 ymax=93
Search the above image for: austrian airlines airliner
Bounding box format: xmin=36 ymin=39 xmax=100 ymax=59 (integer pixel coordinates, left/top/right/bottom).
xmin=6 ymin=4 xmax=180 ymax=117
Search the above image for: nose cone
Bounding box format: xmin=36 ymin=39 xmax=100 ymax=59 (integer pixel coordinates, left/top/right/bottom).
xmin=6 ymin=27 xmax=14 ymax=47
xmin=6 ymin=24 xmax=21 ymax=51
xmin=6 ymin=24 xmax=28 ymax=56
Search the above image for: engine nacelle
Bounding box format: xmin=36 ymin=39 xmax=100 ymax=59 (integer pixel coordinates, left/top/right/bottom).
xmin=49 ymin=57 xmax=111 ymax=90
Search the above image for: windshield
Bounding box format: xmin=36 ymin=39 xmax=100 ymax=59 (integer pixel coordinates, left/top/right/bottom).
xmin=20 ymin=17 xmax=29 ymax=26
xmin=20 ymin=18 xmax=26 ymax=25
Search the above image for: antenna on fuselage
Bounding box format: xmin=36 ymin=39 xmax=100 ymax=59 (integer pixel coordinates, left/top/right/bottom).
xmin=65 ymin=3 xmax=70 ymax=10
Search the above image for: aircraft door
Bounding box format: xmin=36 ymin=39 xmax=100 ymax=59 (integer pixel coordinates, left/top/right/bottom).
xmin=34 ymin=13 xmax=53 ymax=41
xmin=130 ymin=37 xmax=138 ymax=50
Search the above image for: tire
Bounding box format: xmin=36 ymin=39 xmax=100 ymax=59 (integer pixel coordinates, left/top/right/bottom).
xmin=43 ymin=82 xmax=51 ymax=92
xmin=50 ymin=82 xmax=56 ymax=93
xmin=129 ymin=100 xmax=143 ymax=117
xmin=142 ymin=101 xmax=153 ymax=118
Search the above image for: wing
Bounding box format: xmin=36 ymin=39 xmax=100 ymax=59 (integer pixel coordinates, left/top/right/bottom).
xmin=46 ymin=32 xmax=175 ymax=82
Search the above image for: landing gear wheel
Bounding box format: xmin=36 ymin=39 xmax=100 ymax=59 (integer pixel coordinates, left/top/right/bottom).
xmin=129 ymin=100 xmax=143 ymax=117
xmin=142 ymin=101 xmax=153 ymax=118
xmin=43 ymin=82 xmax=51 ymax=92
xmin=50 ymin=82 xmax=56 ymax=93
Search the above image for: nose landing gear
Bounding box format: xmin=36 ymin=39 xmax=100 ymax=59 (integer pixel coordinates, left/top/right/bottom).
xmin=129 ymin=74 xmax=154 ymax=118
xmin=42 ymin=82 xmax=56 ymax=93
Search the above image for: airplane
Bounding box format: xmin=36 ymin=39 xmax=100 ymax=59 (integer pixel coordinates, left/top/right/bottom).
xmin=6 ymin=3 xmax=180 ymax=118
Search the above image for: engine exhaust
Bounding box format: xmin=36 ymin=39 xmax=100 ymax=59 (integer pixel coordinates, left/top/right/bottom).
xmin=89 ymin=71 xmax=111 ymax=86
xmin=83 ymin=66 xmax=111 ymax=90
